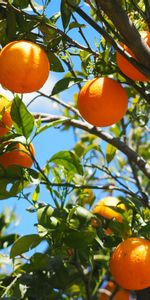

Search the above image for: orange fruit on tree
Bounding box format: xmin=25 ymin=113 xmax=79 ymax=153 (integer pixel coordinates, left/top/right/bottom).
xmin=0 ymin=95 xmax=12 ymax=136
xmin=113 ymin=289 xmax=130 ymax=300
xmin=92 ymin=197 xmax=127 ymax=234
xmin=0 ymin=142 xmax=35 ymax=168
xmin=116 ymin=31 xmax=150 ymax=81
xmin=77 ymin=77 xmax=128 ymax=127
xmin=110 ymin=237 xmax=150 ymax=290
xmin=0 ymin=40 xmax=50 ymax=93
xmin=99 ymin=281 xmax=130 ymax=300
xmin=90 ymin=218 xmax=101 ymax=228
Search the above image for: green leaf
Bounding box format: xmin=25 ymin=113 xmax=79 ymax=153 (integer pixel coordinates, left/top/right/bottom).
xmin=51 ymin=78 xmax=72 ymax=95
xmin=37 ymin=205 xmax=54 ymax=227
xmin=11 ymin=96 xmax=35 ymax=138
xmin=74 ymin=206 xmax=94 ymax=221
xmin=6 ymin=5 xmax=16 ymax=39
xmin=138 ymin=223 xmax=150 ymax=235
xmin=0 ymin=234 xmax=19 ymax=249
xmin=61 ymin=0 xmax=71 ymax=30
xmin=48 ymin=52 xmax=64 ymax=72
xmin=67 ymin=0 xmax=81 ymax=7
xmin=64 ymin=228 xmax=96 ymax=249
xmin=35 ymin=118 xmax=68 ymax=136
xmin=0 ymin=166 xmax=25 ymax=200
xmin=32 ymin=185 xmax=40 ymax=202
xmin=80 ymin=50 xmax=92 ymax=62
xmin=51 ymin=77 xmax=82 ymax=95
xmin=29 ymin=253 xmax=51 ymax=271
xmin=10 ymin=234 xmax=42 ymax=258
xmin=31 ymin=0 xmax=43 ymax=11
xmin=68 ymin=21 xmax=85 ymax=31
xmin=106 ymin=144 xmax=117 ymax=164
xmin=13 ymin=0 xmax=29 ymax=8
xmin=49 ymin=150 xmax=83 ymax=176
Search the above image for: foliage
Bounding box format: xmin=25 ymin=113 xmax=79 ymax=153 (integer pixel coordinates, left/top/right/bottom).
xmin=0 ymin=0 xmax=149 ymax=300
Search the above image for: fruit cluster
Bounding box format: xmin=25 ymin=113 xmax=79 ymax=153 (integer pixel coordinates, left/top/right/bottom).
xmin=92 ymin=197 xmax=150 ymax=295
xmin=0 ymin=40 xmax=49 ymax=168
xmin=77 ymin=31 xmax=150 ymax=127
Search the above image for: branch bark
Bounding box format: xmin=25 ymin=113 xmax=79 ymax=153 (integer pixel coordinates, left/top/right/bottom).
xmin=68 ymin=1 xmax=150 ymax=89
xmin=96 ymin=0 xmax=150 ymax=71
xmin=33 ymin=113 xmax=150 ymax=180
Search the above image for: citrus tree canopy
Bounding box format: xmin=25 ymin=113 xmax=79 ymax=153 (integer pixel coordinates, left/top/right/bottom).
xmin=0 ymin=1 xmax=149 ymax=300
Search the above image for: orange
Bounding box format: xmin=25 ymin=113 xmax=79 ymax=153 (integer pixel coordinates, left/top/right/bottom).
xmin=0 ymin=142 xmax=35 ymax=168
xmin=77 ymin=77 xmax=128 ymax=127
xmin=113 ymin=289 xmax=130 ymax=300
xmin=0 ymin=95 xmax=12 ymax=136
xmin=110 ymin=237 xmax=150 ymax=290
xmin=116 ymin=31 xmax=150 ymax=81
xmin=93 ymin=197 xmax=126 ymax=223
xmin=99 ymin=281 xmax=130 ymax=300
xmin=91 ymin=218 xmax=101 ymax=228
xmin=0 ymin=40 xmax=50 ymax=93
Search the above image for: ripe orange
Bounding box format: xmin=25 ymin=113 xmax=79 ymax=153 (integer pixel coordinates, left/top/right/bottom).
xmin=77 ymin=77 xmax=128 ymax=127
xmin=110 ymin=237 xmax=150 ymax=290
xmin=93 ymin=197 xmax=126 ymax=223
xmin=116 ymin=31 xmax=150 ymax=81
xmin=0 ymin=40 xmax=50 ymax=93
xmin=91 ymin=218 xmax=101 ymax=228
xmin=113 ymin=289 xmax=130 ymax=300
xmin=0 ymin=142 xmax=35 ymax=168
xmin=0 ymin=96 xmax=12 ymax=136
xmin=99 ymin=281 xmax=130 ymax=300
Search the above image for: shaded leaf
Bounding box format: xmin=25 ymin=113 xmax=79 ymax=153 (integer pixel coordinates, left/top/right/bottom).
xmin=0 ymin=234 xmax=19 ymax=249
xmin=48 ymin=52 xmax=64 ymax=72
xmin=61 ymin=0 xmax=71 ymax=30
xmin=6 ymin=5 xmax=16 ymax=39
xmin=64 ymin=228 xmax=96 ymax=249
xmin=10 ymin=234 xmax=43 ymax=258
xmin=51 ymin=77 xmax=82 ymax=95
xmin=49 ymin=150 xmax=83 ymax=176
xmin=138 ymin=223 xmax=150 ymax=235
xmin=51 ymin=77 xmax=72 ymax=95
xmin=28 ymin=253 xmax=51 ymax=271
xmin=69 ymin=21 xmax=85 ymax=30
xmin=13 ymin=0 xmax=29 ymax=9
xmin=0 ymin=165 xmax=25 ymax=200
xmin=11 ymin=96 xmax=35 ymax=138
xmin=37 ymin=205 xmax=54 ymax=227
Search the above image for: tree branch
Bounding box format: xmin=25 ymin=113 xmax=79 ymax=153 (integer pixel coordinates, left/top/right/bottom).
xmin=67 ymin=1 xmax=150 ymax=81
xmin=33 ymin=113 xmax=150 ymax=180
xmin=96 ymin=0 xmax=150 ymax=71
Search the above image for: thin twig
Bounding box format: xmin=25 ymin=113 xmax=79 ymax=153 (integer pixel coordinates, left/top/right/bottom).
xmin=72 ymin=13 xmax=91 ymax=49
xmin=67 ymin=1 xmax=150 ymax=78
xmin=37 ymin=91 xmax=82 ymax=117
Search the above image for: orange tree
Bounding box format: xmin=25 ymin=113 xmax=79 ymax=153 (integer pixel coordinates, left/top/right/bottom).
xmin=0 ymin=1 xmax=150 ymax=300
